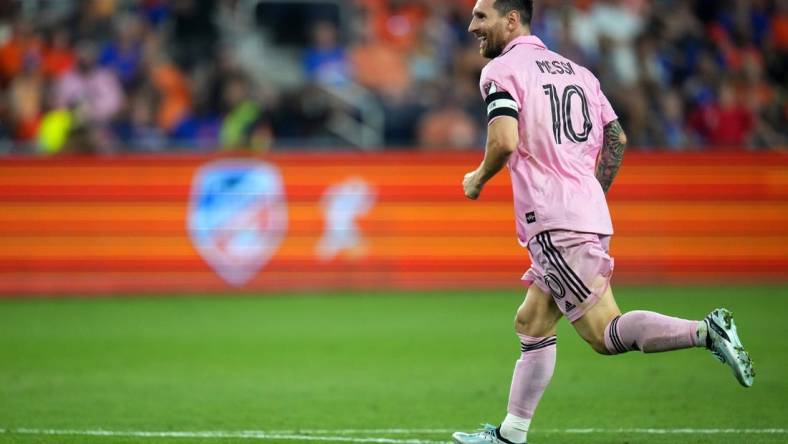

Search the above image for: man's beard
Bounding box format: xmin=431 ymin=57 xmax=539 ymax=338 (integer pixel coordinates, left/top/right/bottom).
xmin=482 ymin=35 xmax=504 ymax=58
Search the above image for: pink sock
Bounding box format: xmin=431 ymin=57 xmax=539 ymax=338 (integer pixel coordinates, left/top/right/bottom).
xmin=507 ymin=334 xmax=557 ymax=419
xmin=604 ymin=310 xmax=701 ymax=354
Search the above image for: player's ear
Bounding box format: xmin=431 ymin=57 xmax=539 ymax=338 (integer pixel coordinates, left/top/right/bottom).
xmin=506 ymin=10 xmax=520 ymax=31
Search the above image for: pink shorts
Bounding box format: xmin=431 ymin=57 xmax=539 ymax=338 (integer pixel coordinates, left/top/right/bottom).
xmin=522 ymin=230 xmax=614 ymax=323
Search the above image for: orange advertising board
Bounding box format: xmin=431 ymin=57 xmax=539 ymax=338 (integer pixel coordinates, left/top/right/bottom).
xmin=0 ymin=152 xmax=786 ymax=296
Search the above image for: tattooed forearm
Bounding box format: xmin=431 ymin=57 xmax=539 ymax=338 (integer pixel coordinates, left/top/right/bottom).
xmin=596 ymin=120 xmax=628 ymax=194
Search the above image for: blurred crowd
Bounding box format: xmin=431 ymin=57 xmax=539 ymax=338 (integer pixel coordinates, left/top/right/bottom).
xmin=0 ymin=0 xmax=785 ymax=155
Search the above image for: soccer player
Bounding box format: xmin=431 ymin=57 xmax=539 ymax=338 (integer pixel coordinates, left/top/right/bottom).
xmin=453 ymin=1 xmax=755 ymax=443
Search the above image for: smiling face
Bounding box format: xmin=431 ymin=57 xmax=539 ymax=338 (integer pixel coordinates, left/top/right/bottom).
xmin=468 ymin=0 xmax=510 ymax=59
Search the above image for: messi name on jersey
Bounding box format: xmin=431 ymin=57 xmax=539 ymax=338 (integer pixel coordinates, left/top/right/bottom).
xmin=536 ymin=60 xmax=575 ymax=76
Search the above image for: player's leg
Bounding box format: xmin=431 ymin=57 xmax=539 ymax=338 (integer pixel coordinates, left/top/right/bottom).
xmin=572 ymin=285 xmax=755 ymax=386
xmin=502 ymin=284 xmax=563 ymax=443
xmin=572 ymin=283 xmax=700 ymax=355
xmin=532 ymin=229 xmax=754 ymax=386
xmin=452 ymin=284 xmax=561 ymax=444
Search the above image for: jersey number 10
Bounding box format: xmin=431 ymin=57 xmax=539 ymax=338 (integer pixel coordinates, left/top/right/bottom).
xmin=542 ymin=84 xmax=593 ymax=144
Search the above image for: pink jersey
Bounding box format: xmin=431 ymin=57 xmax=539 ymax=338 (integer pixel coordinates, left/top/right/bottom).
xmin=479 ymin=35 xmax=617 ymax=246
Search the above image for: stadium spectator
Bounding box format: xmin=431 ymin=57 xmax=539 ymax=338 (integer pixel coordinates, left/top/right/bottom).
xmin=113 ymin=86 xmax=167 ymax=152
xmin=350 ymin=18 xmax=410 ymax=98
xmin=657 ymin=89 xmax=691 ymax=149
xmin=53 ymin=41 xmax=124 ymax=138
xmin=37 ymin=108 xmax=75 ymax=155
xmin=219 ymin=74 xmax=269 ymax=150
xmin=737 ymin=50 xmax=786 ymax=147
xmin=143 ymin=36 xmax=191 ymax=134
xmin=0 ymin=19 xmax=41 ymax=86
xmin=42 ymin=29 xmax=76 ymax=79
xmin=573 ymin=0 xmax=645 ymax=86
xmin=689 ymin=79 xmax=755 ymax=148
xmin=8 ymin=55 xmax=43 ymax=145
xmin=303 ymin=21 xmax=352 ymax=88
xmin=98 ymin=13 xmax=146 ymax=88
xmin=408 ymin=25 xmax=442 ymax=84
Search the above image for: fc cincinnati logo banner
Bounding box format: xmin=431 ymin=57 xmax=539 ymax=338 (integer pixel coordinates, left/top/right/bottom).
xmin=187 ymin=160 xmax=288 ymax=287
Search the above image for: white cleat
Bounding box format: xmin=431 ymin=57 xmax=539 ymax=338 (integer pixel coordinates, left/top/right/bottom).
xmin=452 ymin=424 xmax=520 ymax=444
xmin=705 ymin=308 xmax=755 ymax=387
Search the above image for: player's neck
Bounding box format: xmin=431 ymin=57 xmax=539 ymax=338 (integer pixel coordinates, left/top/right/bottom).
xmin=504 ymin=28 xmax=531 ymax=46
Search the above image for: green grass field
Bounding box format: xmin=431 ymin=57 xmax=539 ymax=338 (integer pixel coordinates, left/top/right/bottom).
xmin=1 ymin=285 xmax=787 ymax=444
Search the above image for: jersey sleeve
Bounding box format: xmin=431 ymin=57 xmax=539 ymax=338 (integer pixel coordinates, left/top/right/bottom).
xmin=479 ymin=62 xmax=521 ymax=125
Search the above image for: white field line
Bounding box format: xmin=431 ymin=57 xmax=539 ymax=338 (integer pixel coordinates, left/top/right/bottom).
xmin=268 ymin=430 xmax=454 ymax=435
xmin=259 ymin=428 xmax=788 ymax=435
xmin=557 ymin=428 xmax=788 ymax=434
xmin=0 ymin=427 xmax=786 ymax=442
xmin=4 ymin=428 xmax=446 ymax=444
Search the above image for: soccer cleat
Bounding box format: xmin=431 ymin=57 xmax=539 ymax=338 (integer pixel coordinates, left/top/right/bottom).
xmin=704 ymin=308 xmax=755 ymax=387
xmin=452 ymin=424 xmax=523 ymax=444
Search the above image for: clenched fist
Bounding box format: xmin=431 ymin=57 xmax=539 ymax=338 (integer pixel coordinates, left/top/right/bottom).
xmin=463 ymin=171 xmax=482 ymax=200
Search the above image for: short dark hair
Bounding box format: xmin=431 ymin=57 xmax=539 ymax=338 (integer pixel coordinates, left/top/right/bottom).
xmin=493 ymin=0 xmax=533 ymax=26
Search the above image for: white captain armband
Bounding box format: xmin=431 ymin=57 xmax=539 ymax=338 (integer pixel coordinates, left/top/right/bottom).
xmin=485 ymin=89 xmax=519 ymax=121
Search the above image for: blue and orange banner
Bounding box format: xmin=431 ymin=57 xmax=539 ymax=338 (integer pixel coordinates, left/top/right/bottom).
xmin=0 ymin=151 xmax=786 ymax=296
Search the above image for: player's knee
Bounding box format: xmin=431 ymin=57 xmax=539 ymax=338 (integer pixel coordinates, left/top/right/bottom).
xmin=514 ymin=313 xmax=556 ymax=337
xmin=514 ymin=314 xmax=530 ymax=334
xmin=514 ymin=310 xmax=538 ymax=334
xmin=588 ymin=336 xmax=614 ymax=355
xmin=579 ymin=329 xmax=614 ymax=355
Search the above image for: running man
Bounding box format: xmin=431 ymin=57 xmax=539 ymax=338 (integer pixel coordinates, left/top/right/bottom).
xmin=454 ymin=1 xmax=755 ymax=443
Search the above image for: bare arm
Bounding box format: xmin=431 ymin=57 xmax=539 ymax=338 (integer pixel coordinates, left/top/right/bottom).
xmin=595 ymin=119 xmax=628 ymax=194
xmin=464 ymin=117 xmax=518 ymax=199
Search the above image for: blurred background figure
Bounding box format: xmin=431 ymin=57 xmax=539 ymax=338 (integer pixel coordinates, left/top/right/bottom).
xmin=53 ymin=40 xmax=125 ymax=153
xmin=304 ymin=20 xmax=352 ymax=88
xmin=0 ymin=0 xmax=784 ymax=154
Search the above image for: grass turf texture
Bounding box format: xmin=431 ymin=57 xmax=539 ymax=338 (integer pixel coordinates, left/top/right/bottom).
xmin=1 ymin=285 xmax=786 ymax=444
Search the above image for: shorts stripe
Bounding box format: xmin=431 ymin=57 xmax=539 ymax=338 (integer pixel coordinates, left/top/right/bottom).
xmin=608 ymin=316 xmax=627 ymax=353
xmin=521 ymin=336 xmax=557 ymax=353
xmin=544 ymin=232 xmax=592 ymax=297
xmin=535 ymin=233 xmax=584 ymax=299
xmin=536 ymin=233 xmax=589 ymax=302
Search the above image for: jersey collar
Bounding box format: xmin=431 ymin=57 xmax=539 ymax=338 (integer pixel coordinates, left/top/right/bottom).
xmin=500 ymin=35 xmax=546 ymax=56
